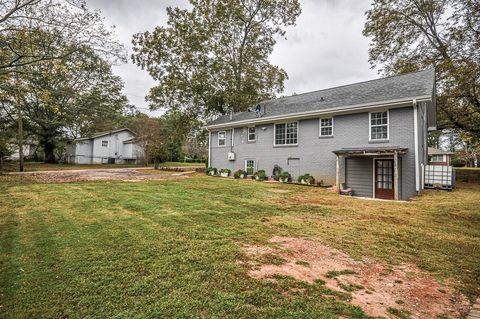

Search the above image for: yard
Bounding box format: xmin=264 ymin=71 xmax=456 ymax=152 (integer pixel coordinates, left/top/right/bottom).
xmin=0 ymin=173 xmax=479 ymax=318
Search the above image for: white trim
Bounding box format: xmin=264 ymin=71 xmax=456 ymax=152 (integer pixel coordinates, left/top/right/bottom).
xmin=369 ymin=110 xmax=389 ymax=141
xmin=206 ymin=95 xmax=432 ymax=130
xmin=372 ymin=157 xmax=376 ymax=198
xmin=413 ymin=99 xmax=420 ymax=192
xmin=217 ymin=130 xmax=226 ymax=147
xmin=244 ymin=159 xmax=256 ymax=175
xmin=319 ymin=117 xmax=334 ymax=137
xmin=247 ymin=126 xmax=256 ymax=142
xmin=273 ymin=121 xmax=299 ymax=147
xmin=208 ymin=131 xmax=211 ymax=167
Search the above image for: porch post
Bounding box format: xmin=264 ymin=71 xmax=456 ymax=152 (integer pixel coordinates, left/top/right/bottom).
xmin=336 ymin=155 xmax=340 ymax=193
xmin=394 ymin=150 xmax=399 ymax=200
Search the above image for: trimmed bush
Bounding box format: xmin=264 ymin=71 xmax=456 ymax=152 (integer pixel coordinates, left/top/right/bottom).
xmin=278 ymin=171 xmax=291 ymax=183
xmin=451 ymin=158 xmax=465 ymax=167
xmin=298 ymin=173 xmax=315 ymax=185
xmin=234 ymin=169 xmax=247 ymax=179
xmin=206 ymin=167 xmax=217 ymax=176
xmin=254 ymin=170 xmax=268 ymax=181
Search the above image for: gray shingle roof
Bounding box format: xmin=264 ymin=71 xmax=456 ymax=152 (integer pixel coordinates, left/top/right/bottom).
xmin=207 ymin=69 xmax=435 ymax=127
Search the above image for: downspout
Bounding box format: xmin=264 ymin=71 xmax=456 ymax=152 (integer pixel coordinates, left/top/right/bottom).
xmin=413 ymin=99 xmax=420 ymax=192
xmin=208 ymin=130 xmax=211 ymax=168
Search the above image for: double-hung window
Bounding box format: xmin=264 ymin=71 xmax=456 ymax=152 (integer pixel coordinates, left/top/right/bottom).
xmin=102 ymin=140 xmax=108 ymax=147
xmin=431 ymin=155 xmax=444 ymax=162
xmin=248 ymin=127 xmax=256 ymax=142
xmin=218 ymin=131 xmax=226 ymax=146
xmin=275 ymin=121 xmax=298 ymax=146
xmin=319 ymin=117 xmax=333 ymax=137
xmin=370 ymin=111 xmax=389 ymax=141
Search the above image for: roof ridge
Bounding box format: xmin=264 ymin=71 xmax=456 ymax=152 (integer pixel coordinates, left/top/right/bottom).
xmin=270 ymin=68 xmax=434 ymax=102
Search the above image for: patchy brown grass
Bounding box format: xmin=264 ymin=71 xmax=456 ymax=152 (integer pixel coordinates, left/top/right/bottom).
xmin=243 ymin=236 xmax=470 ymax=318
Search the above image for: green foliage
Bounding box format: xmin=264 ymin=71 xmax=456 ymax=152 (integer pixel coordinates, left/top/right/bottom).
xmin=297 ymin=173 xmax=315 ymax=185
xmin=131 ymin=0 xmax=301 ymax=118
xmin=387 ymin=307 xmax=411 ymax=319
xmin=363 ymin=0 xmax=480 ymax=137
xmin=219 ymin=168 xmax=231 ymax=175
xmin=451 ymin=158 xmax=465 ymax=167
xmin=254 ymin=170 xmax=268 ymax=181
xmin=206 ymin=167 xmax=217 ymax=175
xmin=325 ymin=269 xmax=357 ymax=279
xmin=234 ymin=169 xmax=247 ymax=179
xmin=278 ymin=171 xmax=291 ymax=182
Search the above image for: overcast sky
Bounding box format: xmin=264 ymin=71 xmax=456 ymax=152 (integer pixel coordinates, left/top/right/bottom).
xmin=87 ymin=0 xmax=378 ymax=116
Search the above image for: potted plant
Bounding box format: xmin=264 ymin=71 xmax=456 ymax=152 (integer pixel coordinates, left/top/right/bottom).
xmin=278 ymin=171 xmax=291 ymax=183
xmin=219 ymin=168 xmax=231 ymax=177
xmin=254 ymin=170 xmax=268 ymax=181
xmin=272 ymin=165 xmax=282 ymax=181
xmin=206 ymin=167 xmax=218 ymax=176
xmin=298 ymin=173 xmax=315 ymax=185
xmin=234 ymin=169 xmax=247 ymax=179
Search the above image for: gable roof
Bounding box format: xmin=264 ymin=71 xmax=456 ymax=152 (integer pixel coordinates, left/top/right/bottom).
xmin=75 ymin=128 xmax=136 ymax=142
xmin=428 ymin=147 xmax=455 ymax=155
xmin=207 ymin=69 xmax=436 ymax=129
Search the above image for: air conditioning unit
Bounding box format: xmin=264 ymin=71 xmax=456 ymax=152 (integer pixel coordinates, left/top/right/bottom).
xmin=227 ymin=152 xmax=236 ymax=161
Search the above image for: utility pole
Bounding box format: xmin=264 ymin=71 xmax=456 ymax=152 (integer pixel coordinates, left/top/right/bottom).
xmin=15 ymin=74 xmax=24 ymax=172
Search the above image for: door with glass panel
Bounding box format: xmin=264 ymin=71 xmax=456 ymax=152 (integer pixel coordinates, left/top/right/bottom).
xmin=375 ymin=159 xmax=394 ymax=200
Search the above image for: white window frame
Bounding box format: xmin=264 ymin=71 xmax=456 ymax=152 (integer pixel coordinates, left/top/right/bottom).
xmin=245 ymin=159 xmax=256 ymax=175
xmin=431 ymin=155 xmax=444 ymax=162
xmin=217 ymin=131 xmax=226 ymax=147
xmin=247 ymin=127 xmax=256 ymax=142
xmin=273 ymin=121 xmax=299 ymax=146
xmin=319 ymin=117 xmax=334 ymax=137
xmin=102 ymin=140 xmax=108 ymax=147
xmin=369 ymin=110 xmax=389 ymax=141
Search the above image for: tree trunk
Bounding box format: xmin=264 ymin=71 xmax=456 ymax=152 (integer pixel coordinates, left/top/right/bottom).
xmin=42 ymin=137 xmax=57 ymax=163
xmin=154 ymin=158 xmax=159 ymax=170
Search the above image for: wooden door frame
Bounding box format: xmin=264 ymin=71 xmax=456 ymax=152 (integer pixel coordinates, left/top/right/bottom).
xmin=374 ymin=158 xmax=395 ymax=200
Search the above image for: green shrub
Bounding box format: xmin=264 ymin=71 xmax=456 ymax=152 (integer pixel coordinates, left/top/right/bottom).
xmin=254 ymin=170 xmax=268 ymax=181
xmin=451 ymin=158 xmax=465 ymax=167
xmin=233 ymin=169 xmax=247 ymax=179
xmin=278 ymin=171 xmax=291 ymax=182
xmin=206 ymin=167 xmax=217 ymax=175
xmin=219 ymin=168 xmax=231 ymax=176
xmin=297 ymin=173 xmax=315 ymax=185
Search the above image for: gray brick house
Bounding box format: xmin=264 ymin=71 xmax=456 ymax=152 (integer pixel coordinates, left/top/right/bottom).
xmin=206 ymin=69 xmax=436 ymax=200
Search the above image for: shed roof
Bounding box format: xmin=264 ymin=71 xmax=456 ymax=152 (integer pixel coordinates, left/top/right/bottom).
xmin=332 ymin=147 xmax=408 ymax=156
xmin=207 ymin=69 xmax=435 ymax=128
xmin=75 ymin=128 xmax=136 ymax=142
xmin=428 ymin=147 xmax=455 ymax=155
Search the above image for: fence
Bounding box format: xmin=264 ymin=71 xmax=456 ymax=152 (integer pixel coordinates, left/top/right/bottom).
xmin=424 ymin=165 xmax=455 ymax=190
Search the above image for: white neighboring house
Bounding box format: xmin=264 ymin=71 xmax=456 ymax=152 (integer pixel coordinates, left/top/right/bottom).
xmin=67 ymin=128 xmax=144 ymax=164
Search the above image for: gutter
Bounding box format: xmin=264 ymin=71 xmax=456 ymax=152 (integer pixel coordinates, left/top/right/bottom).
xmin=206 ymin=95 xmax=432 ymax=130
xmin=208 ymin=131 xmax=211 ymax=167
xmin=413 ymin=99 xmax=420 ymax=192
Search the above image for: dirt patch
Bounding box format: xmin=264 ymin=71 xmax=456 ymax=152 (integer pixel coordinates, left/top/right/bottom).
xmin=6 ymin=169 xmax=189 ymax=183
xmin=243 ymin=237 xmax=470 ymax=318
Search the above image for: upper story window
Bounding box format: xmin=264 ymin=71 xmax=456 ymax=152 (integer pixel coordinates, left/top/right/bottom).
xmin=248 ymin=127 xmax=256 ymax=142
xmin=275 ymin=121 xmax=298 ymax=146
xmin=319 ymin=117 xmax=333 ymax=137
xmin=218 ymin=131 xmax=226 ymax=146
xmin=370 ymin=111 xmax=389 ymax=141
xmin=102 ymin=140 xmax=108 ymax=147
xmin=431 ymin=155 xmax=444 ymax=162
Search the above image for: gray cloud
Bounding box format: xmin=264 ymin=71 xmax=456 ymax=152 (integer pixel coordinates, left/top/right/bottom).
xmin=87 ymin=0 xmax=377 ymax=115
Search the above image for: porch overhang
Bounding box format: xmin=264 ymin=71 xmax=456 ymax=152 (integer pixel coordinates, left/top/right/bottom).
xmin=332 ymin=147 xmax=408 ymax=157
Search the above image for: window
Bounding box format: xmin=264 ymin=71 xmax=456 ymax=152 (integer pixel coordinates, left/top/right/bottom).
xmin=319 ymin=117 xmax=333 ymax=136
xmin=275 ymin=122 xmax=298 ymax=146
xmin=245 ymin=160 xmax=255 ymax=175
xmin=218 ymin=131 xmax=226 ymax=146
xmin=370 ymin=111 xmax=389 ymax=140
xmin=248 ymin=127 xmax=256 ymax=142
xmin=431 ymin=155 xmax=444 ymax=162
xmin=102 ymin=140 xmax=108 ymax=147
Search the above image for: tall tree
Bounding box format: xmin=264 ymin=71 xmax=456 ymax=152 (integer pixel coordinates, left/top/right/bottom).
xmin=132 ymin=0 xmax=301 ymax=119
xmin=0 ymin=0 xmax=126 ymax=73
xmin=1 ymin=46 xmax=130 ymax=163
xmin=363 ymin=0 xmax=480 ymax=137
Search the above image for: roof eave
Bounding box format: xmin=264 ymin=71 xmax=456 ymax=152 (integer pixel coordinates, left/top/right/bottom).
xmin=206 ymin=95 xmax=432 ymax=130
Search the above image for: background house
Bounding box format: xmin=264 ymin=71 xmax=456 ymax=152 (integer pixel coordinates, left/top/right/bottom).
xmin=66 ymin=128 xmax=143 ymax=164
xmin=428 ymin=147 xmax=454 ymax=166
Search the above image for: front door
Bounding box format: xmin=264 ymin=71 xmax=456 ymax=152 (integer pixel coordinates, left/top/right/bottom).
xmin=375 ymin=159 xmax=394 ymax=200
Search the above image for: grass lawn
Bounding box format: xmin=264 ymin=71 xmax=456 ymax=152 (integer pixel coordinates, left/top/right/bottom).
xmin=4 ymin=161 xmax=205 ymax=172
xmin=0 ymin=175 xmax=479 ymax=318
